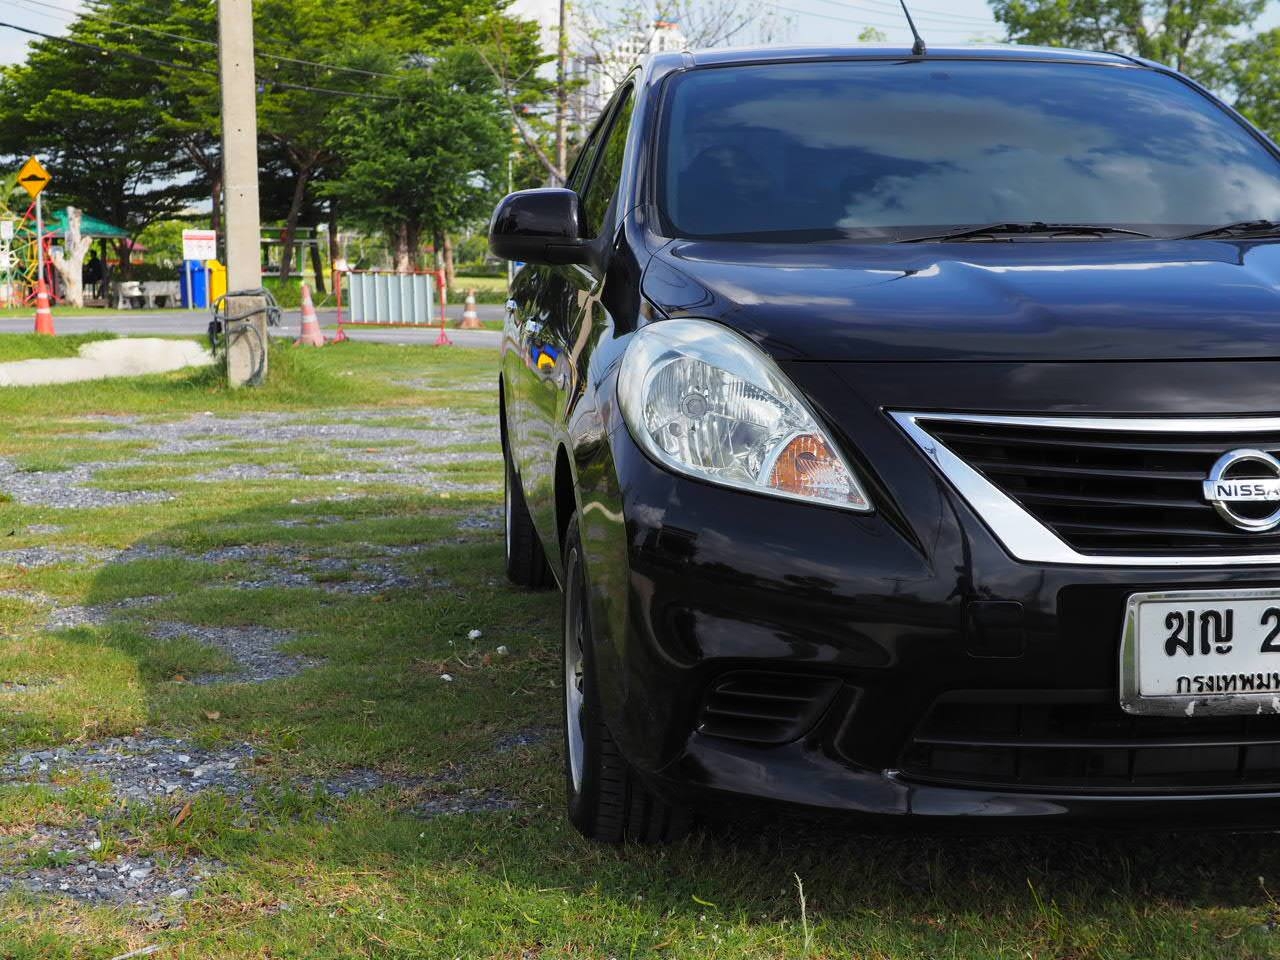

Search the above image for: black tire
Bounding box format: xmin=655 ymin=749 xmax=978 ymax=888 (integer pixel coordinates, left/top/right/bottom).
xmin=503 ymin=442 xmax=554 ymax=589
xmin=562 ymin=516 xmax=693 ymax=844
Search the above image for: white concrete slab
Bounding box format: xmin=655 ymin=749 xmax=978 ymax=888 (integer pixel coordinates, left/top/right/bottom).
xmin=0 ymin=338 xmax=215 ymax=387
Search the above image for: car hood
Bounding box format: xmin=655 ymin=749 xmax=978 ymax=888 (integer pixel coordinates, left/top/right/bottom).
xmin=642 ymin=238 xmax=1280 ymax=362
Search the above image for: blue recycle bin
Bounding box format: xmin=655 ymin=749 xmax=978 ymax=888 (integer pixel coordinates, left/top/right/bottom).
xmin=179 ymin=259 xmax=210 ymax=308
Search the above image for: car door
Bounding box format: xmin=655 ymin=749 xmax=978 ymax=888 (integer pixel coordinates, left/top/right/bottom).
xmin=521 ymin=85 xmax=637 ymax=544
xmin=501 ymin=115 xmax=607 ymax=503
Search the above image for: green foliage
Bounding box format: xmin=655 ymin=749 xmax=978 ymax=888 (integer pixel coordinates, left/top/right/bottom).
xmin=989 ymin=0 xmax=1266 ymax=78
xmin=320 ymin=48 xmax=509 ymax=267
xmin=0 ymin=3 xmax=204 ymax=238
xmin=137 ymin=219 xmax=204 ymax=269
xmin=0 ymin=0 xmax=545 ymax=275
xmin=1218 ymin=29 xmax=1280 ymax=141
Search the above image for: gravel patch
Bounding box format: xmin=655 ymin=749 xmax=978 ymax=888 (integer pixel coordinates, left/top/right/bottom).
xmin=0 ymin=822 xmax=216 ymax=906
xmin=0 ymin=545 xmax=116 ymax=568
xmin=394 ymin=378 xmax=495 ymax=393
xmin=0 ymin=407 xmax=499 ymax=510
xmin=46 ymin=596 xmax=165 ymax=630
xmin=0 ymin=460 xmax=172 ymax=509
xmin=492 ymin=728 xmax=553 ymax=753
xmin=412 ymin=788 xmax=517 ymax=819
xmin=188 ymin=464 xmax=497 ymax=492
xmin=0 ymin=587 xmax=55 ymax=607
xmin=147 ymin=621 xmax=316 ymax=683
xmin=273 ymin=515 xmax=347 ymax=528
xmin=91 ymin=408 xmax=497 ymax=452
xmin=457 ymin=508 xmax=502 ymax=532
xmin=0 ymin=727 xmax=539 ymax=905
xmin=4 ymin=739 xmax=258 ymax=804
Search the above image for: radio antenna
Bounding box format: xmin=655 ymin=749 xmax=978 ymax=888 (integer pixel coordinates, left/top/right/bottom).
xmin=898 ymin=0 xmax=927 ymax=56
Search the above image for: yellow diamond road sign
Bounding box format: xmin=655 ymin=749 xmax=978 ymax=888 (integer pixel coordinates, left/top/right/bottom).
xmin=17 ymin=156 xmax=50 ymax=199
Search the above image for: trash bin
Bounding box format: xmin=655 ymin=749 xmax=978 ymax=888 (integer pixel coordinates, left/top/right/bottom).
xmin=205 ymin=259 xmax=227 ymax=305
xmin=179 ymin=259 xmax=210 ymax=308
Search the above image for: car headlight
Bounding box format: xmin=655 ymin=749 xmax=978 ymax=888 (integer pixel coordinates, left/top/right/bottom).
xmin=617 ymin=317 xmax=872 ymax=511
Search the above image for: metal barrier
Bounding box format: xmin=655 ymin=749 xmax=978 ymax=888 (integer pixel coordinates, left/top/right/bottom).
xmin=345 ymin=271 xmax=436 ymax=325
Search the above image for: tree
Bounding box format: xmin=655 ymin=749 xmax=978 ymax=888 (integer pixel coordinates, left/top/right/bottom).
xmin=49 ymin=207 xmax=93 ymax=307
xmin=0 ymin=6 xmax=202 ymax=271
xmin=989 ymin=0 xmax=1265 ymax=77
xmin=1216 ymin=30 xmax=1280 ymax=140
xmin=321 ymin=49 xmax=508 ymax=273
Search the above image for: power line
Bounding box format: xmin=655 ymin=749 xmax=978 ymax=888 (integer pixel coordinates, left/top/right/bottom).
xmin=0 ymin=19 xmax=402 ymax=100
xmin=845 ymin=0 xmax=999 ymax=26
xmin=3 ymin=0 xmax=402 ymax=81
xmin=770 ymin=1 xmax=990 ymax=34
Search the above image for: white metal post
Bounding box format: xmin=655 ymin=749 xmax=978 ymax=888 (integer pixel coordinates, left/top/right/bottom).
xmin=34 ymin=192 xmax=42 ymax=292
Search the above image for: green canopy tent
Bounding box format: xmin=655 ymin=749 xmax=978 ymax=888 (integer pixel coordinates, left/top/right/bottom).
xmin=43 ymin=208 xmax=130 ymax=239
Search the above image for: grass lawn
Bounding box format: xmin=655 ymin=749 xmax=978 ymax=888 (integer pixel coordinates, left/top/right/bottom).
xmin=0 ymin=342 xmax=1277 ymax=959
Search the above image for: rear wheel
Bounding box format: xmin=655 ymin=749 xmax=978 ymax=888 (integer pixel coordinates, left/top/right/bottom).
xmin=562 ymin=516 xmax=693 ymax=843
xmin=503 ymin=438 xmax=553 ymax=589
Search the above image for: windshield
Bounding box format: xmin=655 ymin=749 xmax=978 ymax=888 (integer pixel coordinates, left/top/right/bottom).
xmin=659 ymin=59 xmax=1280 ymax=241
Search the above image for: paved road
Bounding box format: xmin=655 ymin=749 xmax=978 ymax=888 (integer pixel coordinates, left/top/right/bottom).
xmin=0 ymin=305 xmax=504 ymax=348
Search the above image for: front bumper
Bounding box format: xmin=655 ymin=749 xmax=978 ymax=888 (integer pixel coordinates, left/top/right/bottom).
xmin=651 ymin=736 xmax=1280 ymax=828
xmin=574 ymin=366 xmax=1280 ymax=824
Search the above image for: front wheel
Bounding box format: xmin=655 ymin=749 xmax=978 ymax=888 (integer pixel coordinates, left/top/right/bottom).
xmin=562 ymin=516 xmax=693 ymax=844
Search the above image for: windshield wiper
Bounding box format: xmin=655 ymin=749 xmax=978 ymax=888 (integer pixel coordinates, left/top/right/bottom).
xmin=900 ymin=222 xmax=1154 ymax=243
xmin=1177 ymin=219 xmax=1280 ymax=240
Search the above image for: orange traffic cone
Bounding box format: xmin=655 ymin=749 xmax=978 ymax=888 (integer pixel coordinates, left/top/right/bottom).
xmin=295 ymin=283 xmax=325 ymax=346
xmin=33 ymin=280 xmax=54 ymax=335
xmin=459 ymin=289 xmax=482 ymax=329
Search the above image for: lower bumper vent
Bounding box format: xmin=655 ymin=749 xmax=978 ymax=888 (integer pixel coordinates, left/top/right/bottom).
xmin=900 ymin=690 xmax=1280 ymax=794
xmin=696 ymin=672 xmax=840 ymax=745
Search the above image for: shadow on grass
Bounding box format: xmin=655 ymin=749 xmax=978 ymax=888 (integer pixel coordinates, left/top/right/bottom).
xmin=25 ymin=493 xmax=1280 ymax=956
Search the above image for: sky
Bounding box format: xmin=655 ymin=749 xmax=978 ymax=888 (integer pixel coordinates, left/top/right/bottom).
xmin=2 ymin=0 xmax=1280 ymax=66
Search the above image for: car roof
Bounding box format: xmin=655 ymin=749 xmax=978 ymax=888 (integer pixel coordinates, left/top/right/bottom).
xmin=647 ymin=43 xmax=1138 ymax=73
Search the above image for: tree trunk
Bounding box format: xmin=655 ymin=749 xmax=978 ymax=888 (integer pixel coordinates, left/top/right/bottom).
xmin=210 ymin=174 xmax=223 ymax=246
xmin=432 ymin=228 xmax=445 ymax=278
xmin=393 ymin=222 xmax=413 ymax=273
xmin=278 ymin=165 xmax=311 ymax=280
xmin=49 ymin=206 xmax=93 ymax=307
xmin=407 ymin=224 xmax=421 ymax=271
xmin=443 ymin=234 xmax=455 ymax=290
xmin=114 ymin=238 xmax=132 ymax=279
xmin=308 ymin=225 xmax=326 ymax=296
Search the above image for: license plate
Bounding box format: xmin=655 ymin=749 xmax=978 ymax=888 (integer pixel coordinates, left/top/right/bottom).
xmin=1120 ymin=589 xmax=1280 ymax=716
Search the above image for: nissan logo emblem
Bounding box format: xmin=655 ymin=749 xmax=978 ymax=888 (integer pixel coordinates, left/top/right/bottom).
xmin=1203 ymin=449 xmax=1280 ymax=532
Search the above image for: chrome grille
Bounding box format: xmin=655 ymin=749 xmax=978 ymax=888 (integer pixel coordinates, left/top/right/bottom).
xmin=893 ymin=412 xmax=1280 ymax=564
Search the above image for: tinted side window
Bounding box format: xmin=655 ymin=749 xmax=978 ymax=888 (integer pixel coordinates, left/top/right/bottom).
xmin=582 ymin=89 xmax=635 ymax=238
xmin=566 ymin=123 xmax=604 ymax=193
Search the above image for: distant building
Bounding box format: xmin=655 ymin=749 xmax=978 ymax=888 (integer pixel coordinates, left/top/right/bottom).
xmin=588 ymin=20 xmax=687 ymax=112
xmin=508 ymin=0 xmax=687 ymax=127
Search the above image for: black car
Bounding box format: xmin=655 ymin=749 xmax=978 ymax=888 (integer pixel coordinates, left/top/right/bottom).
xmin=491 ymin=44 xmax=1280 ymax=842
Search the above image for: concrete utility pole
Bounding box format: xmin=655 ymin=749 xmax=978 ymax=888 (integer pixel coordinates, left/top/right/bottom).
xmin=217 ymin=0 xmax=268 ymax=387
xmin=555 ymin=0 xmax=568 ymax=184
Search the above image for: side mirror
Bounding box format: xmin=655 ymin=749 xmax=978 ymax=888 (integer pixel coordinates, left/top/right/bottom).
xmin=489 ymin=188 xmax=591 ymax=266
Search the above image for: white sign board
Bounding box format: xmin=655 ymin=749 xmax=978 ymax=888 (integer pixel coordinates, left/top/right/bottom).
xmin=0 ymin=221 xmax=13 ymax=242
xmin=181 ymin=229 xmax=217 ymax=261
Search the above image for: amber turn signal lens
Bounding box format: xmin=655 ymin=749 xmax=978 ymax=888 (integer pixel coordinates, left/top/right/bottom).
xmin=768 ymin=433 xmax=866 ymax=506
